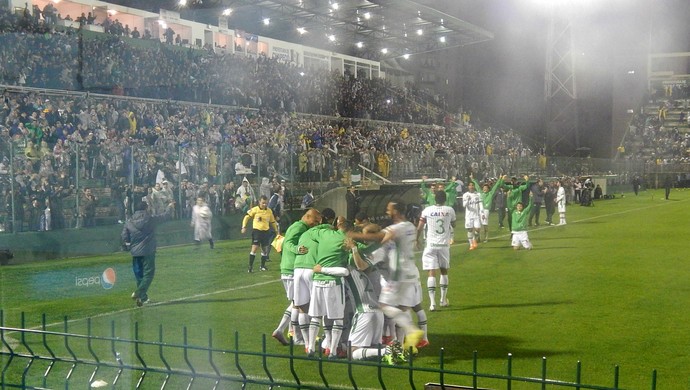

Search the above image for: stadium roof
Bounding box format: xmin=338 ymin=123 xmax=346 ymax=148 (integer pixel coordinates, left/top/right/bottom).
xmin=132 ymin=0 xmax=494 ymax=61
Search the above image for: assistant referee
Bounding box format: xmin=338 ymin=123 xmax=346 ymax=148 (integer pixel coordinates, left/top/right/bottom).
xmin=241 ymin=195 xmax=280 ymax=272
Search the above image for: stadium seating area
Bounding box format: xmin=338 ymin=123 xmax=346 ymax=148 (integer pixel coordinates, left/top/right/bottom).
xmin=0 ymin=4 xmax=532 ymax=231
xmin=620 ymin=96 xmax=690 ymax=164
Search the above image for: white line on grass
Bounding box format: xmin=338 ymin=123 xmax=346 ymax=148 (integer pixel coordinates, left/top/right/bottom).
xmin=20 ymin=280 xmax=279 ymax=332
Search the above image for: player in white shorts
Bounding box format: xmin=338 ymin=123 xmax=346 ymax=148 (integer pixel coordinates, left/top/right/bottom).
xmin=307 ymin=217 xmax=351 ymax=358
xmin=417 ymin=190 xmax=456 ymax=312
xmin=348 ymin=201 xmax=425 ymax=354
xmin=462 ymin=181 xmax=484 ymax=250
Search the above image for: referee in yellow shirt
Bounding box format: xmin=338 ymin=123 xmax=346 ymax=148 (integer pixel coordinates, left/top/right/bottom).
xmin=241 ymin=195 xmax=280 ymax=272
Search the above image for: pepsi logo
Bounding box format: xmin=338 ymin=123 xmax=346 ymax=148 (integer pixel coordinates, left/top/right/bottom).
xmin=101 ymin=267 xmax=117 ymax=289
xmin=75 ymin=267 xmax=117 ymax=289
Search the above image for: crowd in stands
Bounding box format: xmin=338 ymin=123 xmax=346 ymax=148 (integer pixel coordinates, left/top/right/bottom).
xmin=619 ymin=100 xmax=690 ymax=165
xmin=0 ymin=4 xmax=537 ymax=232
xmin=0 ymin=5 xmax=441 ymax=124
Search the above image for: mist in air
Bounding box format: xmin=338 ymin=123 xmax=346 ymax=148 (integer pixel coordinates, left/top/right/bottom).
xmin=423 ymin=0 xmax=690 ymax=157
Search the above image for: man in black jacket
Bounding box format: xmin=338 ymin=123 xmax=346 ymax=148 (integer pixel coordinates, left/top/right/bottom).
xmin=121 ymin=199 xmax=174 ymax=306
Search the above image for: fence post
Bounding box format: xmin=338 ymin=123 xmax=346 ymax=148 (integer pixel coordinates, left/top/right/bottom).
xmin=613 ymin=365 xmax=619 ymax=389
xmin=134 ymin=322 xmax=148 ymax=388
xmin=507 ymin=353 xmax=512 ymax=390
xmin=208 ymin=329 xmax=220 ymax=389
xmin=541 ymin=357 xmax=547 ymax=390
xmin=42 ymin=314 xmax=56 ymax=389
xmin=86 ymin=318 xmax=101 ymax=386
xmin=183 ymin=326 xmax=195 ymax=389
xmin=158 ymin=324 xmax=171 ymax=388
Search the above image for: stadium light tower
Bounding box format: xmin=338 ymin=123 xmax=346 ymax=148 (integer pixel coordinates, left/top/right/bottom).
xmin=543 ymin=0 xmax=579 ymax=156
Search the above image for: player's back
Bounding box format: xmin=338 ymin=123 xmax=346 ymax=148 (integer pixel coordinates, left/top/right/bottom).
xmin=421 ymin=205 xmax=456 ymax=246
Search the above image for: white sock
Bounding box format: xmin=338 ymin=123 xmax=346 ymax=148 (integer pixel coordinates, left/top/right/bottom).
xmin=276 ymin=303 xmax=292 ymax=333
xmin=427 ymin=276 xmax=436 ymax=306
xmin=351 ymin=346 xmax=386 ymax=360
xmin=298 ymin=312 xmax=311 ymax=349
xmin=439 ymin=274 xmax=449 ymax=303
xmin=308 ymin=317 xmax=321 ymax=353
xmin=330 ymin=319 xmax=343 ymax=356
xmin=290 ymin=307 xmax=302 ymax=341
xmin=415 ymin=308 xmax=428 ymax=341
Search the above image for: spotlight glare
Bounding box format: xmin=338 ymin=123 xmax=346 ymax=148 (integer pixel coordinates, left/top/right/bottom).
xmin=439 ymin=36 xmax=446 ymax=43
xmin=364 ymin=12 xmax=371 ymax=19
xmin=332 ymin=2 xmax=339 ymax=10
xmin=178 ymin=0 xmax=187 ymax=6
xmin=381 ymin=48 xmax=388 ymax=54
xmin=263 ymin=18 xmax=270 ymax=25
xmin=356 ymin=41 xmax=363 ymax=48
xmin=403 ymin=53 xmax=410 ymax=59
xmin=328 ymin=34 xmax=336 ymax=42
xmin=297 ymin=27 xmax=307 ymax=34
xmin=416 ymin=29 xmax=423 ymax=36
xmin=222 ymin=8 xmax=232 ymax=16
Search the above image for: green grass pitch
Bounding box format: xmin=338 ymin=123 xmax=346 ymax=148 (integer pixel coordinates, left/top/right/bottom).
xmin=1 ymin=187 xmax=689 ymax=389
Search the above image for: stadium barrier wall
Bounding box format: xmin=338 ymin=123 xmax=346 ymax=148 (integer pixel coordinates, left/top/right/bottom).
xmin=0 ymin=312 xmax=661 ymax=390
xmin=0 ymin=215 xmax=242 ymax=264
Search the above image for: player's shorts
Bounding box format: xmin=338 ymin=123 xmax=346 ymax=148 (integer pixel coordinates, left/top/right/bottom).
xmin=465 ymin=216 xmax=481 ymax=229
xmin=421 ymin=245 xmax=450 ymax=270
xmin=308 ymin=281 xmax=346 ymax=319
xmin=293 ymin=268 xmax=313 ymax=306
xmin=379 ymin=280 xmax=420 ymax=308
xmin=252 ymin=229 xmax=272 ymax=247
xmin=511 ymin=230 xmax=532 ymax=249
xmin=558 ymin=202 xmax=566 ymax=213
xmin=480 ymin=209 xmax=490 ymax=226
xmin=349 ymin=311 xmax=384 ymax=347
xmin=281 ymin=274 xmax=294 ymax=300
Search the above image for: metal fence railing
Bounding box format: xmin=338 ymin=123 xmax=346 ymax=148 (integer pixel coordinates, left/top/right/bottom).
xmin=0 ymin=311 xmax=661 ymax=390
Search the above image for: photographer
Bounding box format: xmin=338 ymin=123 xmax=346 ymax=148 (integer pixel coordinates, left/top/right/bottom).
xmin=80 ymin=187 xmax=98 ymax=228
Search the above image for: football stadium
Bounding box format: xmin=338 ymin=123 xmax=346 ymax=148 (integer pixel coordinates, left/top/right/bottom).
xmin=1 ymin=0 xmax=690 ymax=389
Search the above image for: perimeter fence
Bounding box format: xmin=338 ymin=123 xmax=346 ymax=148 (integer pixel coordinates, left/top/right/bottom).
xmin=0 ymin=311 xmax=661 ymax=390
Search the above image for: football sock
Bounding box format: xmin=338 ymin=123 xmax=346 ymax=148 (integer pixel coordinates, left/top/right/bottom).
xmin=248 ymin=252 xmax=256 ymax=269
xmin=329 ymin=319 xmax=343 ymax=356
xmin=440 ymin=274 xmax=449 ymax=303
xmin=352 ymin=347 xmax=386 ymax=360
xmin=290 ymin=307 xmax=302 ymax=341
xmin=415 ymin=308 xmax=428 ymax=340
xmin=427 ymin=276 xmax=436 ymax=305
xmin=276 ymin=303 xmax=292 ymax=333
xmin=309 ymin=317 xmax=321 ymax=353
xmin=298 ymin=312 xmax=311 ymax=349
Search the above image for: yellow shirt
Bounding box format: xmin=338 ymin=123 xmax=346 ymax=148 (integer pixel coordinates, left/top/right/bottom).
xmin=242 ymin=206 xmax=278 ymax=232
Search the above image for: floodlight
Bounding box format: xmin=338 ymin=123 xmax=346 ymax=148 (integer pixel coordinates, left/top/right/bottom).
xmin=356 ymin=41 xmax=363 ymax=48
xmin=178 ymin=0 xmax=187 ymax=6
xmin=439 ymin=36 xmax=446 ymax=43
xmin=417 ymin=29 xmax=423 ymax=36
xmin=263 ymin=18 xmax=270 ymax=25
xmin=222 ymin=8 xmax=232 ymax=16
xmin=381 ymin=48 xmax=388 ymax=54
xmin=297 ymin=27 xmax=307 ymax=35
xmin=403 ymin=53 xmax=410 ymax=59
xmin=364 ymin=12 xmax=371 ymax=19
